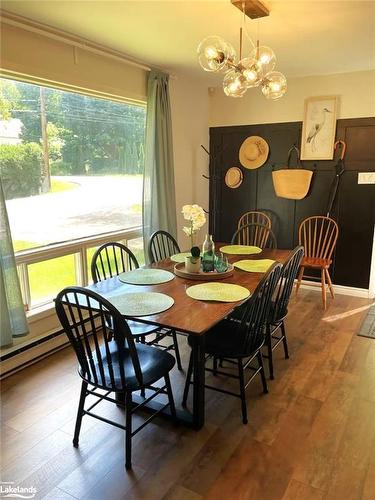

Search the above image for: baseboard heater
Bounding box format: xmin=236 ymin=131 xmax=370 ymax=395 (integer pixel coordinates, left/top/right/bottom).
xmin=0 ymin=329 xmax=65 ymax=362
xmin=0 ymin=314 xmax=99 ymax=379
xmin=0 ymin=329 xmax=69 ymax=379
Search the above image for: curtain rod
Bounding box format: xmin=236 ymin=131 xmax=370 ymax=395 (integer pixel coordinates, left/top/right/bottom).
xmin=0 ymin=10 xmax=173 ymax=76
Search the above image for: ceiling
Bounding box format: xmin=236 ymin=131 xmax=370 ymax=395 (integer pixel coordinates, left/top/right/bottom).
xmin=2 ymin=1 xmax=375 ymax=81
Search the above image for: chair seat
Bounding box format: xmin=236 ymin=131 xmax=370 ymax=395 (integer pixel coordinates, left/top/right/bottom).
xmin=79 ymin=342 xmax=175 ymax=392
xmin=302 ymin=256 xmax=331 ymax=269
xmin=188 ymin=319 xmax=265 ymax=359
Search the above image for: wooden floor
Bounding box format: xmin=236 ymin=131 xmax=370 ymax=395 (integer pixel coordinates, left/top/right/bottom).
xmin=1 ymin=290 xmax=375 ymax=500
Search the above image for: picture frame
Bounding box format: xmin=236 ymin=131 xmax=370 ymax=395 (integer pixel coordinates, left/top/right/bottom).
xmin=301 ymin=95 xmax=339 ymax=160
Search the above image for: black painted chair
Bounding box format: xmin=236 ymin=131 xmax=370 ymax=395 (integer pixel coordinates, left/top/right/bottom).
xmin=263 ymin=246 xmax=304 ymax=380
xmin=231 ymin=223 xmax=277 ymax=249
xmin=91 ymin=242 xmax=160 ymax=339
xmin=182 ymin=262 xmax=282 ymax=424
xmin=91 ymin=242 xmax=182 ymax=371
xmin=55 ymin=286 xmax=176 ymax=470
xmin=148 ymin=230 xmax=180 ymax=264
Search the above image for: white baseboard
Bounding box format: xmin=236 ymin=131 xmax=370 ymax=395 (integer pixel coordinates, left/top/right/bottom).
xmin=299 ymin=279 xmax=371 ymax=299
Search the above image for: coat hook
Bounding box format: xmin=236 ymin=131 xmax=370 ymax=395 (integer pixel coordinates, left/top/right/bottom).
xmin=200 ymin=145 xmax=210 ymax=156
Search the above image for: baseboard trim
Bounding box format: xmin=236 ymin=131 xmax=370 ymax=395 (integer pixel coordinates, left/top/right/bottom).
xmin=299 ymin=279 xmax=371 ymax=298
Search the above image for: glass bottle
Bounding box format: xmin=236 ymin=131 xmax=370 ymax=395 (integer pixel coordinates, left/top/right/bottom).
xmin=202 ymin=234 xmax=215 ymax=272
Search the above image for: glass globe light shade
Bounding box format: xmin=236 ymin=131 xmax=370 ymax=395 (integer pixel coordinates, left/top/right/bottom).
xmin=223 ymin=69 xmax=247 ymax=98
xmin=252 ymin=45 xmax=276 ymax=74
xmin=197 ymin=36 xmax=236 ymax=72
xmin=239 ymin=57 xmax=262 ymax=88
xmin=261 ymin=71 xmax=287 ymax=100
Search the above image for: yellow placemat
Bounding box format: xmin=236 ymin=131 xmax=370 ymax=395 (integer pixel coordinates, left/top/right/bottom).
xmin=186 ymin=282 xmax=250 ymax=302
xmin=233 ymin=259 xmax=275 ymax=273
xmin=107 ymin=292 xmax=174 ymax=316
xmin=220 ymin=245 xmax=262 ymax=255
xmin=118 ymin=269 xmax=174 ymax=285
xmin=170 ymin=252 xmax=191 ymax=263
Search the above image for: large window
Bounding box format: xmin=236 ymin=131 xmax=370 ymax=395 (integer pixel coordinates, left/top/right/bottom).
xmin=0 ymin=78 xmax=146 ymax=308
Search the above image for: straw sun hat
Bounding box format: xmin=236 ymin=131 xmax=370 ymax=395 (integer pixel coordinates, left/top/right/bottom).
xmin=239 ymin=136 xmax=269 ymax=170
xmin=225 ymin=167 xmax=243 ymax=188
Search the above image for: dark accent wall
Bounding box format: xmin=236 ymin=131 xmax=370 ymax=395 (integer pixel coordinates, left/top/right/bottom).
xmin=209 ymin=117 xmax=375 ymax=289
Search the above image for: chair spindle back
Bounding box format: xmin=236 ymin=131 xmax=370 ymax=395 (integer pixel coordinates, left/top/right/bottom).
xmin=55 ymin=286 xmax=142 ymax=391
xmin=272 ymin=246 xmax=304 ymax=322
xmin=148 ymin=230 xmax=180 ymax=263
xmin=91 ymin=242 xmax=139 ymax=283
xmin=231 ymin=223 xmax=277 ymax=249
xmin=237 ymin=211 xmax=272 ymax=231
xmin=231 ymin=263 xmax=282 ymax=353
xmin=298 ymin=216 xmax=338 ymax=261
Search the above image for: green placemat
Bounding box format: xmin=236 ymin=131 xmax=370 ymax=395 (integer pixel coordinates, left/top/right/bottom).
xmin=118 ymin=268 xmax=174 ymax=285
xmin=220 ymin=245 xmax=262 ymax=255
xmin=234 ymin=259 xmax=275 ymax=273
xmin=170 ymin=252 xmax=191 ymax=263
xmin=107 ymin=292 xmax=174 ymax=317
xmin=186 ymin=282 xmax=250 ymax=302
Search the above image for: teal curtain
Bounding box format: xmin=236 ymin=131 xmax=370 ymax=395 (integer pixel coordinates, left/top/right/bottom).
xmin=0 ymin=178 xmax=28 ymax=347
xmin=143 ymin=70 xmax=177 ymax=259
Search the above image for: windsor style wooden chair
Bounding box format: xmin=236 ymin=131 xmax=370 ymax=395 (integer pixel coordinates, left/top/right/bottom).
xmin=182 ymin=263 xmax=282 ymax=424
xmin=295 ymin=216 xmax=339 ymax=309
xmin=91 ymin=242 xmax=159 ymax=337
xmin=237 ymin=211 xmax=272 ymax=231
xmin=148 ymin=230 xmax=180 ymax=264
xmin=231 ymin=223 xmax=277 ymax=249
xmin=55 ymin=286 xmax=176 ymax=469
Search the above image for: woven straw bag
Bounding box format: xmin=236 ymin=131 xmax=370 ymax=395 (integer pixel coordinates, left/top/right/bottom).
xmin=272 ymin=146 xmax=313 ymax=200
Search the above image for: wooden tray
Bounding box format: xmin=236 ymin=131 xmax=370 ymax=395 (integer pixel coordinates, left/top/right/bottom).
xmin=174 ymin=262 xmax=234 ymax=281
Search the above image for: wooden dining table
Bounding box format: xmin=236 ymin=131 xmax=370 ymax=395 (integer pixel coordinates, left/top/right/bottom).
xmin=86 ymin=245 xmax=293 ymax=429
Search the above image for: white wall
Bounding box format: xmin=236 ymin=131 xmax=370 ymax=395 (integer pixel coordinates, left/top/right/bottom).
xmin=170 ymin=74 xmax=210 ymax=248
xmin=209 ymin=70 xmax=375 ymax=126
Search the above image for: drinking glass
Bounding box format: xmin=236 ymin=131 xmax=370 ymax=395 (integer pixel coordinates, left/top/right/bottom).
xmin=215 ymin=252 xmax=228 ymax=273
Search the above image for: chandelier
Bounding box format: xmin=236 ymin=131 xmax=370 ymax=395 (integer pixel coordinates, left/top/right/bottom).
xmin=197 ymin=1 xmax=287 ymax=99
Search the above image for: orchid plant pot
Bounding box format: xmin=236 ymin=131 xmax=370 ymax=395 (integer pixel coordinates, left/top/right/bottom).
xmin=185 ymin=256 xmax=201 ymax=273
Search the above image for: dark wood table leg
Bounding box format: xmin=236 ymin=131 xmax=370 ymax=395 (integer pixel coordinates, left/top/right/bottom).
xmin=191 ymin=334 xmax=205 ymax=430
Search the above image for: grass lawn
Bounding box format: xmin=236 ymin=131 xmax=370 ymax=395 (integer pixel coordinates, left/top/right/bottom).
xmin=50 ymin=178 xmax=79 ymax=193
xmin=13 ymin=240 xmax=41 ymax=252
xmin=28 ymin=254 xmax=77 ymax=304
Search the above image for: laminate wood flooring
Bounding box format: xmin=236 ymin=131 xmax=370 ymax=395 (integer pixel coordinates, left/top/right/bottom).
xmin=1 ymin=291 xmax=373 ymax=500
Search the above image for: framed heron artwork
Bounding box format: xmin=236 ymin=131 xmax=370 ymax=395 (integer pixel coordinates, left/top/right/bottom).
xmin=301 ymin=95 xmax=339 ymax=160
